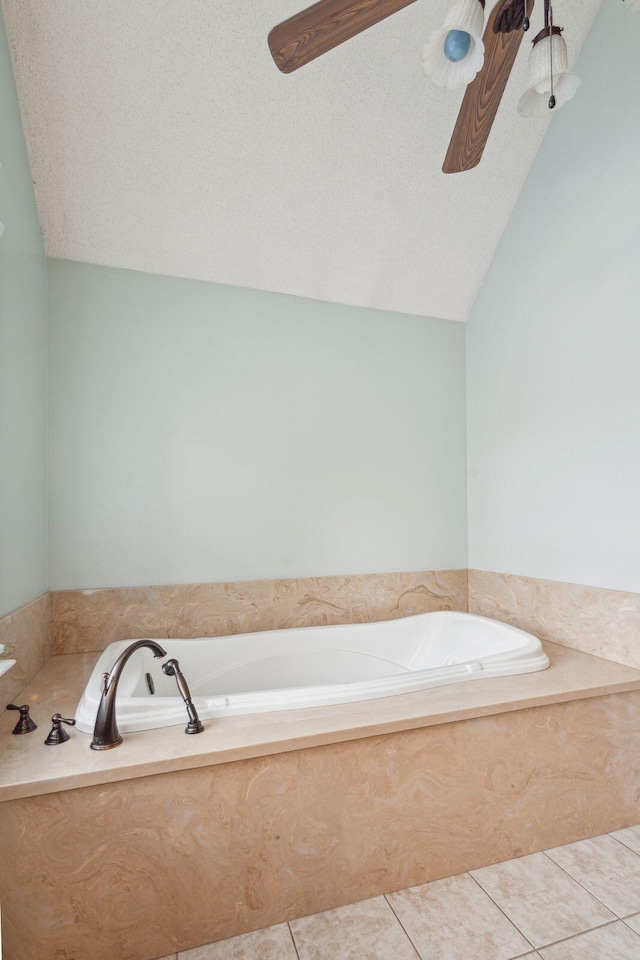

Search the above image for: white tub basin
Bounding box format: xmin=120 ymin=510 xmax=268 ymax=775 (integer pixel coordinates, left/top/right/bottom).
xmin=75 ymin=611 xmax=549 ymax=734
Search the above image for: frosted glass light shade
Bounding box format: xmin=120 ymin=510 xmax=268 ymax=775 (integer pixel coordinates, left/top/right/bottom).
xmin=518 ymin=32 xmax=580 ymax=117
xmin=624 ymin=0 xmax=640 ymax=11
xmin=421 ymin=0 xmax=485 ymax=90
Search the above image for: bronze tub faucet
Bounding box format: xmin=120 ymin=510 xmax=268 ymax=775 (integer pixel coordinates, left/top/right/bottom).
xmin=90 ymin=639 xmax=167 ymax=750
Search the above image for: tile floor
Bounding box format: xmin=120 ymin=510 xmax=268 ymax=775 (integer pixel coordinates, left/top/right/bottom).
xmin=158 ymin=824 xmax=640 ymax=960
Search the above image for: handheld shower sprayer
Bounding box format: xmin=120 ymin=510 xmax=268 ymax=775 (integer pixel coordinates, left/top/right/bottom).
xmin=162 ymin=658 xmax=205 ymax=735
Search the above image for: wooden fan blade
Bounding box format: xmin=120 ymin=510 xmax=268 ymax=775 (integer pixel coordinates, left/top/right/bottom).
xmin=442 ymin=0 xmax=534 ymax=174
xmin=269 ymin=0 xmax=417 ymax=74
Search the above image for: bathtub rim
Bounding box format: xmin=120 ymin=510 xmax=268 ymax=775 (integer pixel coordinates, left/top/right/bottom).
xmin=74 ymin=611 xmax=550 ymax=734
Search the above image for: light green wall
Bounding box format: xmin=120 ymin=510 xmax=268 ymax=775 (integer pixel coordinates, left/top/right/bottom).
xmin=48 ymin=259 xmax=467 ymax=590
xmin=467 ymin=0 xmax=640 ymax=592
xmin=0 ymin=7 xmax=47 ymax=616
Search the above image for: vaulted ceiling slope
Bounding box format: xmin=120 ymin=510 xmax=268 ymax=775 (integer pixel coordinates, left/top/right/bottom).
xmin=2 ymin=0 xmax=601 ymax=322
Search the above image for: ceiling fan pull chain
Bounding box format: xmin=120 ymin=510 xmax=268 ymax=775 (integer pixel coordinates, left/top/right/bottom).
xmin=523 ymin=0 xmax=530 ymax=32
xmin=546 ymin=0 xmax=556 ymax=108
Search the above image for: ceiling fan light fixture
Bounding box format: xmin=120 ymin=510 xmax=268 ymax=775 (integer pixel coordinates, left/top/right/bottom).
xmin=517 ymin=26 xmax=579 ymax=117
xmin=421 ymin=0 xmax=485 ymax=89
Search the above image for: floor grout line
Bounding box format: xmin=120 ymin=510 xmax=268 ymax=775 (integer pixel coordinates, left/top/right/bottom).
xmin=382 ymin=894 xmax=423 ymax=960
xmin=607 ymin=830 xmax=640 ymax=858
xmin=466 ymin=872 xmax=536 ymax=956
xmin=286 ymin=920 xmax=301 ymax=960
xmin=540 ymin=848 xmax=624 ymax=920
xmin=534 ymin=918 xmax=629 ymax=953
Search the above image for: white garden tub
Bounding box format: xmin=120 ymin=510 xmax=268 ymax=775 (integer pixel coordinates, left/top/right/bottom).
xmin=75 ymin=611 xmax=549 ymax=734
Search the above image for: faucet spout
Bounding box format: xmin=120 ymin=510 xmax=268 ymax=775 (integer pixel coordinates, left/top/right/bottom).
xmin=90 ymin=640 xmax=167 ymax=750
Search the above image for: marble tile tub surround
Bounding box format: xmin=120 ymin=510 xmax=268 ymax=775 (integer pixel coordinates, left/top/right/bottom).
xmin=51 ymin=567 xmax=640 ymax=668
xmin=468 ymin=569 xmax=640 ymax=670
xmin=171 ymin=826 xmax=640 ymax=960
xmin=0 ymin=594 xmax=51 ymax=705
xmin=2 ymin=690 xmax=640 ymax=960
xmin=51 ymin=568 xmax=468 ymax=655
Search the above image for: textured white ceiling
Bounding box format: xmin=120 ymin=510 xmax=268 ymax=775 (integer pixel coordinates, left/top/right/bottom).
xmin=2 ymin=0 xmax=601 ymax=321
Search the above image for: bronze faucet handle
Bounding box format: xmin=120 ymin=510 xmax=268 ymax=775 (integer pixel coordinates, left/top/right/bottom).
xmin=6 ymin=703 xmax=37 ymax=735
xmin=44 ymin=714 xmax=76 ymax=746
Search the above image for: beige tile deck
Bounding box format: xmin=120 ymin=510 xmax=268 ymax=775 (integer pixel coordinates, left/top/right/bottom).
xmin=177 ymin=924 xmax=297 ymax=960
xmin=387 ymin=872 xmax=531 ymax=960
xmin=4 ymin=639 xmax=640 ymax=804
xmin=545 ymin=834 xmax=640 ymax=918
xmin=538 ymin=921 xmax=640 ymax=959
xmin=290 ymin=897 xmax=419 ymax=960
xmin=469 ymin=852 xmax=614 ymax=948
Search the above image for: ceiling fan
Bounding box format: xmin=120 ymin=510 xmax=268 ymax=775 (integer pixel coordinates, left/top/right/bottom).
xmin=267 ymin=0 xmax=574 ymax=173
